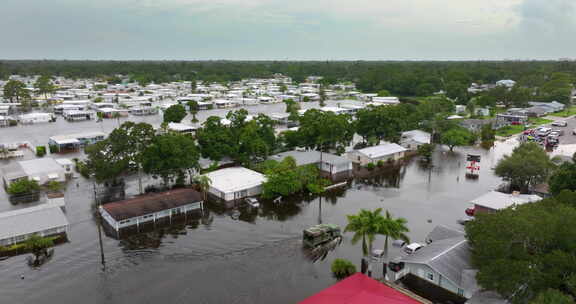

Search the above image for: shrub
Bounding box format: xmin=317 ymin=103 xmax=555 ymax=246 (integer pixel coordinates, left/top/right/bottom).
xmin=377 ymin=160 xmax=384 ymax=167
xmin=49 ymin=145 xmax=59 ymax=154
xmin=366 ymin=163 xmax=376 ymax=171
xmin=45 ymin=181 xmax=62 ymax=192
xmin=36 ymin=146 xmax=46 ymax=157
xmin=331 ymin=258 xmax=357 ymax=280
xmin=7 ymin=179 xmax=40 ymax=196
xmin=417 ymin=143 xmax=434 ymax=160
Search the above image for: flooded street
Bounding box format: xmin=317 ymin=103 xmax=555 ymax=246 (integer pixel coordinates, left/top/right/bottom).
xmin=0 ymin=101 xmax=518 ymax=304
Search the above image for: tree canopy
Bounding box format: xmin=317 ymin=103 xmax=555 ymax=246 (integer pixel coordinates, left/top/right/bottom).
xmin=495 ymin=142 xmax=555 ymax=192
xmin=141 ymin=133 xmax=200 ymax=185
xmin=440 ymin=127 xmax=475 ymax=151
xmin=466 ymin=195 xmax=576 ymax=303
xmin=163 ymin=104 xmax=187 ymax=123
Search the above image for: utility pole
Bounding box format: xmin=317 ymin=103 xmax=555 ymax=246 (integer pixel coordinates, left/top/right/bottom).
xmin=93 ymin=182 xmax=106 ymax=269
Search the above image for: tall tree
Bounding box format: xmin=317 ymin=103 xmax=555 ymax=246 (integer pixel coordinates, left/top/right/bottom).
xmin=549 ymin=161 xmax=576 ymax=196
xmin=163 ymin=104 xmax=187 ymax=123
xmin=187 ymin=100 xmax=200 ymax=124
xmin=34 ymin=75 xmax=55 ymax=99
xmin=441 ymin=127 xmax=474 ymax=152
xmin=142 ymin=133 xmax=200 ymax=185
xmin=466 ymin=198 xmax=576 ymax=303
xmin=495 ymin=142 xmax=555 ymax=192
xmin=3 ymin=79 xmax=29 ymax=103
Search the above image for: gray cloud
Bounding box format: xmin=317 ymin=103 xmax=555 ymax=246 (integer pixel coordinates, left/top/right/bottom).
xmin=0 ymin=0 xmax=574 ymax=60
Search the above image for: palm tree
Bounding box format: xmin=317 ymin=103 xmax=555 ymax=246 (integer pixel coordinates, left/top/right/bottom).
xmin=344 ymin=208 xmax=384 ymax=256
xmin=377 ymin=210 xmax=410 ymax=253
xmin=194 ymin=175 xmax=212 ymax=201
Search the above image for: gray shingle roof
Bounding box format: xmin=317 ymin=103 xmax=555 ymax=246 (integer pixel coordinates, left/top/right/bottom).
xmin=401 ymin=235 xmax=474 ymax=290
xmin=425 ymin=225 xmax=464 ymax=244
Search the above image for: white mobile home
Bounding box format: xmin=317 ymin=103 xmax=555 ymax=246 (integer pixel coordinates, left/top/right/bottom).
xmin=389 ymin=226 xmax=479 ymax=299
xmin=18 ymin=113 xmax=54 ymax=124
xmin=0 ymin=204 xmax=69 ymax=247
xmin=348 ymin=143 xmax=407 ymax=165
xmin=63 ymin=110 xmax=94 ymax=121
xmin=2 ymin=158 xmax=66 ymax=187
xmin=400 ymin=130 xmax=431 ymax=151
xmin=204 ymin=167 xmax=267 ymax=202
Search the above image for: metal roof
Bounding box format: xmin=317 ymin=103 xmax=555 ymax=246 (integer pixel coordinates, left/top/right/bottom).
xmin=269 ymin=150 xmax=351 ymax=167
xmin=18 ymin=158 xmax=64 ymax=177
xmin=471 ymin=191 xmax=541 ymax=211
xmin=0 ymin=204 xmax=68 ymax=241
xmin=101 ymin=188 xmax=202 ymax=221
xmin=356 ymin=143 xmax=407 ymax=159
xmin=204 ymin=167 xmax=267 ymax=193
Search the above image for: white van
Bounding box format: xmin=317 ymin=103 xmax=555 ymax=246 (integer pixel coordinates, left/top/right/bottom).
xmin=404 ymin=243 xmax=424 ymax=254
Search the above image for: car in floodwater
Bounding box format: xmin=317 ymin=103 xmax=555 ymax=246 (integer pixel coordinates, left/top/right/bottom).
xmin=302 ymin=224 xmax=341 ymax=248
xmin=244 ymin=197 xmax=260 ymax=208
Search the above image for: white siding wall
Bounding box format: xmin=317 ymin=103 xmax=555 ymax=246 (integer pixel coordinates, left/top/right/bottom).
xmin=102 ymin=202 xmax=203 ymax=231
xmin=406 ymin=263 xmax=463 ymax=297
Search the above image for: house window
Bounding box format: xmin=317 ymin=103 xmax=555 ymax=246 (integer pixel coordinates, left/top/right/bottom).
xmin=427 ymin=273 xmax=434 ymax=281
xmin=457 ymin=289 xmax=464 ymax=296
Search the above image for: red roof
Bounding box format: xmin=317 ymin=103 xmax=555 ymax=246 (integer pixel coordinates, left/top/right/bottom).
xmin=299 ymin=273 xmax=423 ymax=304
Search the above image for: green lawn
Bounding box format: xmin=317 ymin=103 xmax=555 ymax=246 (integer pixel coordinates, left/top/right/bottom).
xmin=496 ymin=117 xmax=553 ymax=137
xmin=496 ymin=125 xmax=525 ymax=137
xmin=550 ymin=106 xmax=576 ymax=118
xmin=528 ymin=117 xmax=554 ymax=125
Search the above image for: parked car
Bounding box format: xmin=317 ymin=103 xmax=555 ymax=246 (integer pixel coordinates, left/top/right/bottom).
xmin=536 ymin=127 xmax=552 ymax=137
xmin=573 ymin=128 xmax=576 ymax=135
xmin=404 ymin=243 xmax=424 ymax=254
xmin=392 ymin=239 xmax=407 ymax=248
xmin=552 ymin=121 xmax=568 ymax=127
xmin=550 ymin=130 xmax=564 ymax=137
xmin=245 ymin=197 xmax=260 ymax=208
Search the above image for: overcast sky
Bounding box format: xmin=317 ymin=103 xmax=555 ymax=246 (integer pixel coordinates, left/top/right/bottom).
xmin=1 ymin=0 xmax=574 ymax=60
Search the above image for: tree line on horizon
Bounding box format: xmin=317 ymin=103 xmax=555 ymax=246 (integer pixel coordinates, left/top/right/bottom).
xmin=1 ymin=60 xmax=575 ymax=102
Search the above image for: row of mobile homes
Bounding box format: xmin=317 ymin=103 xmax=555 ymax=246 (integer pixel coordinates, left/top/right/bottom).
xmin=99 ymin=188 xmax=203 ymax=236
xmin=0 ymin=204 xmax=69 ymax=247
xmin=48 ymin=132 xmax=106 ymax=153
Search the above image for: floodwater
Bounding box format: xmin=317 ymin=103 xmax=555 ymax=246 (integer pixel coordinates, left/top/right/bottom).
xmin=0 ymin=101 xmax=518 ymax=304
